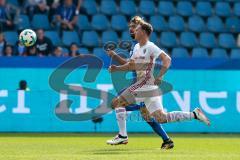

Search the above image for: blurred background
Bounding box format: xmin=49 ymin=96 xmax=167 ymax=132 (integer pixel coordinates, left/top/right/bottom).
xmin=0 ymin=0 xmax=239 ymax=133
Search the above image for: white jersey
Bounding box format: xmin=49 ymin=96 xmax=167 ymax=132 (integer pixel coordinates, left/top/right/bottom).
xmin=130 ymin=41 xmax=165 ymax=91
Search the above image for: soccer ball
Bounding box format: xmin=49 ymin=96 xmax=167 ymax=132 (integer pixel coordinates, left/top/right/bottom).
xmin=19 ymin=29 xmax=37 ymax=47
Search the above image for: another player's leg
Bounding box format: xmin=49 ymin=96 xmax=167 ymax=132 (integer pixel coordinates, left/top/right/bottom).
xmin=140 ymin=105 xmax=174 ymax=149
xmin=150 ymin=106 xmax=210 ymax=126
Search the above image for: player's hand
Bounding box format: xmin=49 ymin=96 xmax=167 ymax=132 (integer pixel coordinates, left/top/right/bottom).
xmin=108 ymin=65 xmax=118 ymax=72
xmin=154 ymin=77 xmax=162 ymax=85
xmin=106 ymin=49 xmax=115 ymax=57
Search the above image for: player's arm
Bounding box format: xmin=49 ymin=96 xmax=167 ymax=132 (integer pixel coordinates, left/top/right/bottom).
xmin=108 ymin=59 xmax=135 ymax=72
xmin=106 ymin=50 xmax=128 ymax=65
xmin=155 ymin=52 xmax=171 ymax=85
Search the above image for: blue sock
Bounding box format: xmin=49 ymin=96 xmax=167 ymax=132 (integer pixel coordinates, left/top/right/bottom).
xmin=125 ymin=104 xmax=141 ymax=111
xmin=147 ymin=118 xmax=169 ymax=141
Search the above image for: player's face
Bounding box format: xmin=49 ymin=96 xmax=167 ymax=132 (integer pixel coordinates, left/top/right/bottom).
xmin=134 ymin=25 xmax=143 ymax=41
xmin=129 ymin=23 xmax=137 ymax=39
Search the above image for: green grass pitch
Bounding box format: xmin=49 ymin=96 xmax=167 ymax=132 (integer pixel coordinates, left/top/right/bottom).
xmin=0 ymin=133 xmax=239 ymax=160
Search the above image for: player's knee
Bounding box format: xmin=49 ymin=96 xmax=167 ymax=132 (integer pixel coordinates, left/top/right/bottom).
xmin=111 ymin=98 xmax=119 ymax=109
xmin=152 ymin=111 xmax=167 ymax=123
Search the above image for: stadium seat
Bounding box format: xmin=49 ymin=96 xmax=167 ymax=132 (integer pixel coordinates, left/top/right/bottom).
xmin=7 ymin=0 xmax=18 ymax=6
xmin=230 ymin=49 xmax=240 ymax=59
xmin=188 ymin=15 xmax=205 ymax=32
xmin=77 ymin=14 xmax=91 ymax=30
xmin=82 ymin=31 xmax=99 ymax=47
xmin=82 ymin=0 xmax=98 ymax=15
xmin=78 ymin=48 xmax=90 ymax=54
xmin=199 ymin=33 xmax=217 ymax=49
xmin=139 ymin=0 xmax=155 ymax=16
xmin=91 ymin=14 xmax=109 ymax=31
xmin=218 ymin=33 xmax=236 ymax=49
xmin=150 ymin=15 xmax=168 ymax=32
xmin=100 ymin=0 xmax=117 ymax=15
xmin=32 ymin=14 xmax=50 ymax=30
xmin=150 ymin=32 xmax=158 ymax=44
xmin=120 ymin=0 xmax=136 ymax=16
xmin=176 ymin=1 xmax=193 ymax=17
xmin=192 ymin=48 xmax=209 ymax=58
xmin=17 ymin=14 xmax=30 ymax=30
xmin=226 ymin=17 xmax=240 ymax=33
xmin=171 ymin=48 xmax=189 ymax=58
xmin=158 ymin=1 xmax=175 ymax=16
xmin=233 ymin=2 xmax=240 ymax=16
xmin=121 ymin=30 xmax=132 ymax=41
xmin=45 ymin=31 xmax=61 ymax=46
xmin=207 ymin=16 xmax=225 ymax=33
xmin=169 ymin=16 xmax=185 ymax=32
xmin=180 ymin=32 xmax=198 ymax=48
xmin=196 ymin=2 xmax=212 ymax=17
xmin=211 ymin=48 xmax=228 ymax=58
xmin=93 ymin=48 xmax=111 ymax=66
xmin=3 ymin=31 xmax=18 ymax=45
xmin=160 ymin=32 xmax=177 ymax=48
xmin=215 ymin=2 xmax=231 ymax=17
xmin=111 ymin=15 xmax=128 ymax=31
xmin=62 ymin=31 xmax=80 ymax=46
xmin=102 ymin=30 xmax=119 ymax=44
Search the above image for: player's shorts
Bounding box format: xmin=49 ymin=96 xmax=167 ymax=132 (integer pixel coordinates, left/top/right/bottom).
xmin=119 ymin=84 xmax=163 ymax=114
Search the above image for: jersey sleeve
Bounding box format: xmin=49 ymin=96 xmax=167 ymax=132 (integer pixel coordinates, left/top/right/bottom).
xmin=150 ymin=44 xmax=165 ymax=58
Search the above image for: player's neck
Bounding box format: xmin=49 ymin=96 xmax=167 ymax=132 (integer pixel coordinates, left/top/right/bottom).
xmin=138 ymin=38 xmax=148 ymax=47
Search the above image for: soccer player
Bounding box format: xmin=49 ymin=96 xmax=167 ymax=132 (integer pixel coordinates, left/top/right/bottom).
xmin=106 ymin=16 xmax=174 ymax=149
xmin=108 ymin=22 xmax=210 ymax=139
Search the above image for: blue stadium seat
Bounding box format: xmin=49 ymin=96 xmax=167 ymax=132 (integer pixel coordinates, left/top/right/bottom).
xmin=17 ymin=14 xmax=30 ymax=30
xmin=200 ymin=33 xmax=217 ymax=48
xmin=192 ymin=48 xmax=209 ymax=58
xmin=207 ymin=16 xmax=225 ymax=33
xmin=102 ymin=30 xmax=118 ymax=44
xmin=230 ymin=49 xmax=240 ymax=59
xmin=7 ymin=0 xmax=18 ymax=6
xmin=120 ymin=0 xmax=136 ymax=16
xmin=139 ymin=0 xmax=155 ymax=16
xmin=3 ymin=31 xmax=18 ymax=45
xmin=78 ymin=48 xmax=90 ymax=54
xmin=82 ymin=0 xmax=98 ymax=15
xmin=45 ymin=31 xmax=61 ymax=46
xmin=93 ymin=48 xmax=111 ymax=66
xmin=62 ymin=31 xmax=80 ymax=46
xmin=150 ymin=32 xmax=158 ymax=44
xmin=91 ymin=14 xmax=109 ymax=31
xmin=196 ymin=2 xmax=212 ymax=17
xmin=226 ymin=17 xmax=240 ymax=33
xmin=234 ymin=2 xmax=240 ymax=16
xmin=171 ymin=48 xmax=189 ymax=58
xmin=169 ymin=16 xmax=185 ymax=32
xmin=121 ymin=30 xmax=132 ymax=41
xmin=111 ymin=15 xmax=128 ymax=31
xmin=158 ymin=1 xmax=175 ymax=16
xmin=176 ymin=1 xmax=193 ymax=17
xmin=77 ymin=14 xmax=91 ymax=30
xmin=150 ymin=15 xmax=168 ymax=32
xmin=100 ymin=0 xmax=117 ymax=15
xmin=180 ymin=32 xmax=198 ymax=48
xmin=211 ymin=48 xmax=228 ymax=58
xmin=32 ymin=14 xmax=50 ymax=30
xmin=160 ymin=32 xmax=177 ymax=48
xmin=188 ymin=15 xmax=205 ymax=32
xmin=215 ymin=2 xmax=231 ymax=17
xmin=82 ymin=31 xmax=99 ymax=47
xmin=219 ymin=33 xmax=236 ymax=49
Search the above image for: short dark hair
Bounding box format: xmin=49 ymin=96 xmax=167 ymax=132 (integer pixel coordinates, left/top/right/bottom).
xmin=140 ymin=22 xmax=153 ymax=36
